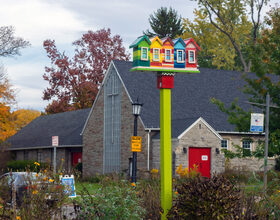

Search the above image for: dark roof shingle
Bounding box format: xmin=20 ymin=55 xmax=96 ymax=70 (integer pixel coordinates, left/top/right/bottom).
xmin=7 ymin=108 xmax=90 ymax=149
xmin=113 ymin=60 xmax=259 ymax=133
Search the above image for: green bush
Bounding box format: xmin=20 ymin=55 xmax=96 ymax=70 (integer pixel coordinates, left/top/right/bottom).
xmin=138 ymin=178 xmax=161 ymax=219
xmin=167 ymin=175 xmax=258 ymax=219
xmin=275 ymin=157 xmax=280 ymax=171
xmin=75 ymin=179 xmax=145 ymax=219
xmin=6 ymin=160 xmax=47 ymax=171
xmin=74 ymin=162 xmax=82 ymax=173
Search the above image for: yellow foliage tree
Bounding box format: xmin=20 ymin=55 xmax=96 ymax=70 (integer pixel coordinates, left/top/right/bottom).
xmin=0 ymin=66 xmax=15 ymax=142
xmin=12 ymin=109 xmax=41 ymax=131
xmin=181 ymin=9 xmax=252 ymax=71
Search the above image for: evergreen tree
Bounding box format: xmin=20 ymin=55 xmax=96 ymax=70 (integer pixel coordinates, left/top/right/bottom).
xmin=144 ymin=7 xmax=183 ymax=39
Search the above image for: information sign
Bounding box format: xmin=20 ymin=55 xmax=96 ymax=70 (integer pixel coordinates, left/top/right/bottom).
xmin=250 ymin=113 xmax=264 ymax=132
xmin=60 ymin=175 xmax=76 ymax=198
xmin=131 ymin=136 xmax=141 ymax=152
xmin=52 ymin=136 xmax=59 ymax=146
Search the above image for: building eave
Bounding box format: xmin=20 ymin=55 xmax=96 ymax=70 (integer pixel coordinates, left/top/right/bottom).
xmin=7 ymin=145 xmax=83 ymax=151
xmin=217 ymin=131 xmax=265 ymax=136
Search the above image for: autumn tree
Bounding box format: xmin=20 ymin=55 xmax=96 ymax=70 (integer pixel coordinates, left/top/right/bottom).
xmin=196 ymin=0 xmax=268 ymax=72
xmin=0 ymin=66 xmax=16 ymax=141
xmin=144 ymin=7 xmax=183 ymax=38
xmin=181 ymin=9 xmax=252 ymax=70
xmin=43 ymin=28 xmax=129 ymax=114
xmin=0 ymin=26 xmax=30 ymax=57
xmin=12 ymin=109 xmax=41 ymax=132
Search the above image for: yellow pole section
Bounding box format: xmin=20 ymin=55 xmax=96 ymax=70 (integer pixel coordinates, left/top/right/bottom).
xmin=160 ymin=88 xmax=172 ymax=219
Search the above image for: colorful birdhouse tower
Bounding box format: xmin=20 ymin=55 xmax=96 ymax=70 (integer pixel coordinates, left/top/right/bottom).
xmin=150 ymin=36 xmax=163 ymax=67
xmin=173 ymin=38 xmax=186 ymax=69
xmin=130 ymin=35 xmax=200 ymax=220
xmin=161 ymin=37 xmax=174 ymax=68
xmin=184 ymin=38 xmax=201 ymax=69
xmin=129 ymin=35 xmax=151 ymax=68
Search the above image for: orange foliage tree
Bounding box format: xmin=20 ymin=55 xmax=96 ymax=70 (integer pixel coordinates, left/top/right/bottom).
xmin=0 ymin=66 xmax=15 ymax=141
xmin=12 ymin=109 xmax=41 ymax=132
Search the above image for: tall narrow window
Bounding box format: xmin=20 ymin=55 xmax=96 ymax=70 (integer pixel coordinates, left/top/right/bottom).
xmin=188 ymin=50 xmax=195 ymax=63
xmin=24 ymin=150 xmax=28 ymax=160
xmin=153 ymin=48 xmax=160 ymax=61
xmin=141 ymin=47 xmax=148 ymax=61
xmin=242 ymin=140 xmax=252 ymax=156
xmin=177 ymin=50 xmax=184 ymax=63
xmin=104 ymin=69 xmax=122 ymax=173
xmin=165 ymin=49 xmax=172 ymax=62
xmin=221 ymin=140 xmax=228 ymax=150
xmin=37 ymin=151 xmax=42 ymax=163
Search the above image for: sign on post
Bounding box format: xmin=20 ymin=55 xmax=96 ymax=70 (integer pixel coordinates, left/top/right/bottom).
xmin=250 ymin=113 xmax=264 ymax=132
xmin=52 ymin=136 xmax=59 ymax=146
xmin=131 ymin=136 xmax=141 ymax=152
xmin=60 ymin=175 xmax=76 ymax=198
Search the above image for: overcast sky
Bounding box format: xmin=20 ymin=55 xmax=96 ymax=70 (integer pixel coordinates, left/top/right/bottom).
xmin=0 ymin=0 xmax=277 ymax=111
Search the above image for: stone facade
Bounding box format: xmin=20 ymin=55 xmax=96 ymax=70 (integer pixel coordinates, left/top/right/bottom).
xmin=226 ymin=157 xmax=275 ymax=172
xmin=152 ymin=119 xmax=225 ymax=176
xmin=83 ymin=88 xmax=105 ymax=176
xmin=13 ymin=147 xmax=81 ymax=171
xmin=83 ymin=85 xmax=149 ymax=177
xmin=220 ymin=133 xmax=264 ymax=152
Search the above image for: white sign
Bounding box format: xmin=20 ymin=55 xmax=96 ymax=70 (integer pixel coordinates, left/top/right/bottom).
xmin=52 ymin=136 xmax=59 ymax=146
xmin=60 ymin=175 xmax=76 ymax=198
xmin=201 ymin=155 xmax=208 ymax=161
xmin=250 ymin=113 xmax=264 ymax=132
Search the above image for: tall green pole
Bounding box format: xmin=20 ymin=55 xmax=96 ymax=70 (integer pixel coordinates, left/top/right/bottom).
xmin=160 ymin=88 xmax=172 ymax=219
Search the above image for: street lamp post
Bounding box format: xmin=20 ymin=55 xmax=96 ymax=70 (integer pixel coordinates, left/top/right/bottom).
xmin=131 ymin=100 xmax=142 ymax=183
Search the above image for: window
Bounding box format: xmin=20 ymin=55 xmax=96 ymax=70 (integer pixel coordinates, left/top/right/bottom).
xmin=141 ymin=47 xmax=148 ymax=61
xmin=177 ymin=50 xmax=184 ymax=63
xmin=24 ymin=150 xmax=28 ymax=160
xmin=153 ymin=48 xmax=160 ymax=61
xmin=242 ymin=140 xmax=252 ymax=156
xmin=188 ymin=50 xmax=195 ymax=63
xmin=37 ymin=151 xmax=42 ymax=163
xmin=221 ymin=140 xmax=228 ymax=149
xmin=165 ymin=49 xmax=172 ymax=62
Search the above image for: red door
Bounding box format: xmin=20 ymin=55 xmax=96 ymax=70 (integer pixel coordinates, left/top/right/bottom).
xmin=189 ymin=147 xmax=211 ymax=178
xmin=72 ymin=152 xmax=82 ymax=166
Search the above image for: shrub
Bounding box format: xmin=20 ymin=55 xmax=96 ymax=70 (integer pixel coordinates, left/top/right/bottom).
xmin=138 ymin=177 xmax=161 ymax=219
xmin=6 ymin=160 xmax=47 ymax=171
xmin=74 ymin=179 xmax=145 ymax=219
xmin=167 ymin=175 xmax=258 ymax=219
xmin=275 ymin=157 xmax=280 ymax=171
xmin=176 ymin=164 xmax=199 ymax=178
xmin=74 ymin=163 xmax=82 ymax=173
xmin=0 ymin=162 xmax=68 ymax=220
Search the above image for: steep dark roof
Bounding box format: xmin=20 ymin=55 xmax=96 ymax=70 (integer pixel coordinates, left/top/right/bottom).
xmin=7 ymin=108 xmax=90 ymax=150
xmin=113 ymin=60 xmax=261 ymax=133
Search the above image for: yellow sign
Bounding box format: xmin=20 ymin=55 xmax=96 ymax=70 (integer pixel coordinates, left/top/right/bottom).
xmin=131 ymin=136 xmax=141 ymax=152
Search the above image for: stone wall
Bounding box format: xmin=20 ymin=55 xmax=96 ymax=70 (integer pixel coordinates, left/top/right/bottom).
xmin=13 ymin=147 xmax=79 ymax=172
xmin=220 ymin=133 xmax=264 ymax=152
xmin=178 ymin=120 xmax=225 ymax=175
xmin=151 ymin=119 xmax=225 ymax=176
xmin=120 ymin=88 xmax=148 ymax=173
xmin=226 ymin=157 xmax=275 ymax=172
xmin=83 ymin=88 xmax=105 ymax=177
xmin=83 ymin=80 xmax=149 ymax=177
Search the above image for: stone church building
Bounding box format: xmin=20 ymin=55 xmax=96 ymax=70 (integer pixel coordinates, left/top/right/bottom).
xmin=7 ymin=60 xmax=272 ymax=177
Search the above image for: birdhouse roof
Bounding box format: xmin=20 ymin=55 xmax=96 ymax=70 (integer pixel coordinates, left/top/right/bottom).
xmin=129 ymin=35 xmax=151 ymax=48
xmin=161 ymin=37 xmax=175 ymax=46
xmin=149 ymin=36 xmax=163 ymax=46
xmin=184 ymin=38 xmax=201 ymax=50
xmin=172 ymin=38 xmax=186 ymax=47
